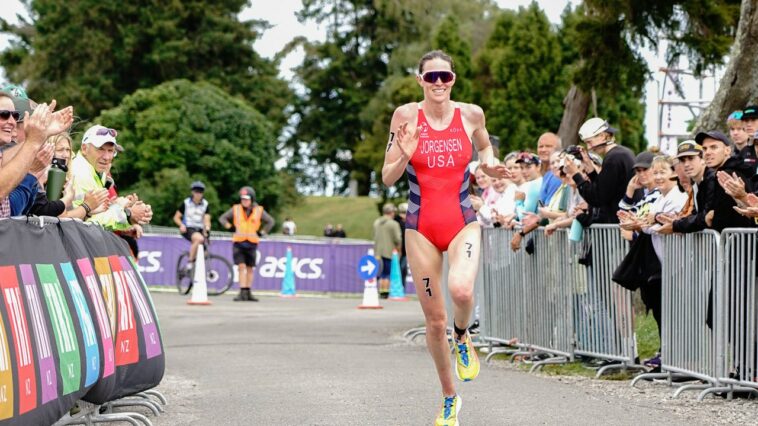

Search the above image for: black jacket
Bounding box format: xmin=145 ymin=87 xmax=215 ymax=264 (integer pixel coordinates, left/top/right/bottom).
xmin=572 ymin=144 xmax=636 ymax=224
xmin=711 ymin=154 xmax=755 ymax=231
xmin=28 ymin=190 xmax=65 ymax=217
xmin=739 ymin=144 xmax=758 ymax=192
xmin=673 ymin=168 xmax=716 ymax=233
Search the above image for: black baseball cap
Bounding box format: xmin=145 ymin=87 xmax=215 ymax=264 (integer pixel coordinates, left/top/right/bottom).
xmin=742 ymin=105 xmax=758 ymax=120
xmin=695 ymin=130 xmax=732 ymax=147
xmin=633 ymin=151 xmax=655 ymax=169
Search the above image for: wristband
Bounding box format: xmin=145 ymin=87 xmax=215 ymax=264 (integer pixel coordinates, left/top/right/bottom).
xmin=124 ymin=208 xmax=132 ymax=223
xmin=519 ymin=231 xmax=526 ymax=237
xmin=81 ymin=202 xmax=92 ymax=218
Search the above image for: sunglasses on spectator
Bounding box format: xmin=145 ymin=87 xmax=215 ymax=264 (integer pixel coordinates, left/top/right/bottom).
xmin=419 ymin=71 xmax=455 ymax=84
xmin=0 ymin=110 xmax=20 ymax=121
xmin=96 ymin=127 xmax=118 ymax=137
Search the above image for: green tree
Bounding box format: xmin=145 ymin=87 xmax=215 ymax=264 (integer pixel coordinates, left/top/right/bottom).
xmin=473 ymin=4 xmax=568 ymax=154
xmin=0 ymin=0 xmax=292 ymax=133
xmin=433 ymin=15 xmax=473 ymax=103
xmin=289 ymin=0 xmax=401 ymax=195
xmin=557 ymin=6 xmax=647 ymax=152
xmin=94 ymin=79 xmax=295 ymax=227
xmin=290 ymin=0 xmax=499 ymax=195
xmin=557 ymin=0 xmax=742 ymax=147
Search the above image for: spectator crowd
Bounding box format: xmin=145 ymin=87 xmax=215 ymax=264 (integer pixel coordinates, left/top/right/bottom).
xmin=465 ymin=104 xmax=758 ymax=374
xmin=0 ymin=85 xmax=154 ymax=255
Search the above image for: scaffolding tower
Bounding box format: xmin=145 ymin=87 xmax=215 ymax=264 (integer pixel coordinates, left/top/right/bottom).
xmin=656 ymin=64 xmax=719 ymax=155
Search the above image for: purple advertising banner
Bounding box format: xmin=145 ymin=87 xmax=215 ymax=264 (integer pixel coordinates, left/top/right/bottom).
xmin=135 ymin=235 xmax=401 ymax=293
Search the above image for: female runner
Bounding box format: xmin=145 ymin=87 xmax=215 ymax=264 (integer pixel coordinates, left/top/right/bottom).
xmin=382 ymin=50 xmax=510 ymax=425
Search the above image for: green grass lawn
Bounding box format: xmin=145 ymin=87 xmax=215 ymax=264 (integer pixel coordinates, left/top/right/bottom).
xmin=277 ymin=196 xmax=381 ymax=240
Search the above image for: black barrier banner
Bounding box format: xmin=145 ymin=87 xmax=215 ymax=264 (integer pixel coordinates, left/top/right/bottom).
xmin=0 ymin=218 xmax=164 ymax=425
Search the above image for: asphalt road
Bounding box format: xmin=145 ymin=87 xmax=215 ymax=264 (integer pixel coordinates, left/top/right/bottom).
xmin=142 ymin=291 xmax=696 ymax=426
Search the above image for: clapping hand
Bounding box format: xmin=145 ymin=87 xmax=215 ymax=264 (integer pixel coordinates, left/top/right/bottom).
xmin=733 ymin=194 xmax=758 ymax=218
xmin=616 ymin=210 xmax=633 ymax=222
xmin=656 ymin=213 xmax=676 ymax=225
xmin=30 ymin=143 xmax=55 ymax=180
xmin=48 ymin=104 xmax=74 ymax=137
xmin=619 ymin=218 xmax=643 ymax=232
xmin=704 ymin=210 xmax=715 ymax=227
xmin=130 ymin=201 xmax=153 ymax=225
xmin=23 ymin=101 xmax=74 ymax=147
xmin=84 ymin=189 xmax=110 ymax=215
xmin=717 ymin=171 xmax=747 ymax=200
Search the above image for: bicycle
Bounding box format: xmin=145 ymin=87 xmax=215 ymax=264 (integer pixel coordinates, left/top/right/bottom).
xmin=175 ymin=234 xmax=234 ymax=296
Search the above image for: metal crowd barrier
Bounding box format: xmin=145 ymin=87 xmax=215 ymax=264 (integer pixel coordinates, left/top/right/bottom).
xmin=521 ymin=229 xmax=574 ymax=368
xmin=401 ymin=221 xmax=758 ymax=401
xmin=702 ymin=229 xmax=758 ymax=399
xmin=632 ymin=231 xmax=721 ymax=395
xmin=572 ymin=225 xmax=642 ymax=376
xmin=481 ymin=228 xmax=525 ymax=361
xmin=479 ymin=225 xmax=641 ymax=375
xmin=53 ymin=391 xmax=168 ymax=426
xmin=630 ymin=230 xmax=758 ymax=400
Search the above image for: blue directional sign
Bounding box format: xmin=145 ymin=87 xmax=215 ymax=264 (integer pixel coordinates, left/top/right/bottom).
xmin=357 ymin=255 xmax=379 ymax=280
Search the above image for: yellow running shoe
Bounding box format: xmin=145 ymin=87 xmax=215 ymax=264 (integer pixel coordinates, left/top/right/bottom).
xmin=435 ymin=394 xmax=462 ymax=426
xmin=454 ymin=333 xmax=480 ymax=382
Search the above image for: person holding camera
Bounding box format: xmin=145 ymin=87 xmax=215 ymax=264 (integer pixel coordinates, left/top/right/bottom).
xmin=71 ymin=124 xmax=152 ymax=230
xmin=543 ymin=150 xmax=589 ymax=236
xmin=562 ymin=117 xmax=636 ymax=225
xmin=174 ymin=181 xmax=212 ymax=272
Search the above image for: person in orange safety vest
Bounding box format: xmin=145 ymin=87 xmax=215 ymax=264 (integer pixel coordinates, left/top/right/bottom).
xmin=219 ymin=186 xmax=275 ymax=301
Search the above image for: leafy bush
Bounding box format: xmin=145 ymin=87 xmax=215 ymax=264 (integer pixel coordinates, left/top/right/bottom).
xmin=96 ymin=79 xmax=294 ymax=227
